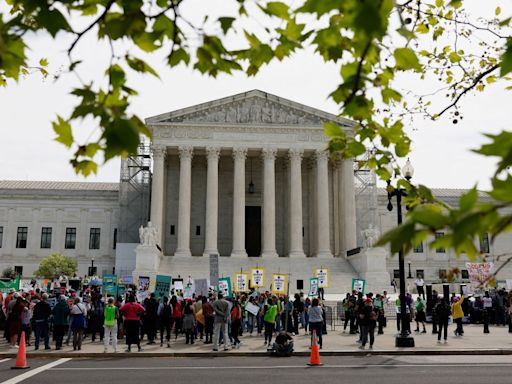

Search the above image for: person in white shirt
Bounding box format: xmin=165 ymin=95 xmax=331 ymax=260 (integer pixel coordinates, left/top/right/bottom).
xmin=415 ymin=277 xmax=425 ymax=300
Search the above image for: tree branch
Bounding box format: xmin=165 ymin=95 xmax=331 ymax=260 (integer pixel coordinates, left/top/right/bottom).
xmin=437 ymin=64 xmax=500 ymax=117
xmin=343 ymin=39 xmax=372 ymax=108
xmin=68 ymin=0 xmax=115 ymax=56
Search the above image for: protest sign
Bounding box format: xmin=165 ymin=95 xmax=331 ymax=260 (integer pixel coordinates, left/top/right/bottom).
xmin=234 ymin=273 xmax=249 ymax=292
xmin=272 ymin=274 xmax=287 ymax=295
xmin=251 ymin=268 xmax=265 ymax=288
xmin=315 ymin=269 xmax=330 ymax=288
xmin=245 ymin=302 xmax=260 ymax=316
xmin=466 ymin=262 xmax=495 ymax=287
xmin=102 ymin=274 xmax=117 ymax=295
xmin=138 ymin=276 xmax=150 ymax=291
xmin=218 ymin=277 xmax=232 ymax=298
xmin=0 ymin=276 xmax=20 ymax=293
xmin=173 ymin=279 xmax=184 ymax=291
xmin=352 ymin=278 xmax=366 ymax=294
xmin=154 ymin=275 xmax=172 ymax=299
xmin=120 ymin=275 xmax=133 ymax=285
xmin=308 ymin=277 xmax=319 ymax=297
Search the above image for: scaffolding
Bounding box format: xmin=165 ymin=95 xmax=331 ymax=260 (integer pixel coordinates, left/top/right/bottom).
xmin=118 ymin=139 xmax=152 ymax=244
xmin=354 ymin=150 xmax=379 ymax=246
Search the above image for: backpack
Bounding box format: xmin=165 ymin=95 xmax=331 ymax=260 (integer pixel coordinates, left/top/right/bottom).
xmin=161 ymin=304 xmax=172 ymax=320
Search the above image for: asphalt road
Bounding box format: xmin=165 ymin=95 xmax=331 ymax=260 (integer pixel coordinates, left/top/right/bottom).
xmin=1 ymin=355 xmax=512 ymax=384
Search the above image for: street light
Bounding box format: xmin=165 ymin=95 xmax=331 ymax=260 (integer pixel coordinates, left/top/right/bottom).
xmin=89 ymin=257 xmax=95 ymax=277
xmin=408 ymin=260 xmax=412 ymax=279
xmin=385 ymin=158 xmax=415 ymax=348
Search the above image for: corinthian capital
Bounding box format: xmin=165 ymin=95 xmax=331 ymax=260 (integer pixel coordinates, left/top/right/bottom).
xmin=288 ymin=148 xmax=304 ymax=161
xmin=152 ymin=145 xmax=167 ymax=160
xmin=178 ymin=146 xmax=194 ymax=160
xmin=206 ymin=146 xmax=221 ymax=161
xmin=315 ymin=149 xmax=329 ymax=162
xmin=261 ymin=147 xmax=277 ymax=161
xmin=232 ymin=147 xmax=248 ymax=161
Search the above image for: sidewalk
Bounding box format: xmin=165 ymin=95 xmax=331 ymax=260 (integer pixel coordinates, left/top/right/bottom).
xmin=2 ymin=324 xmax=512 ymax=358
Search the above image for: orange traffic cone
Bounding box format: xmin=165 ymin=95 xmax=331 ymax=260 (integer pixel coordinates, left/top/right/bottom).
xmin=307 ymin=329 xmax=323 ymax=366
xmin=12 ymin=331 xmax=30 ymax=370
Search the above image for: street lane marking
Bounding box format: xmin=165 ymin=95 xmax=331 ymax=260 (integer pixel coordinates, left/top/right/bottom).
xmin=0 ymin=359 xmax=11 ymax=364
xmin=51 ymin=363 xmax=512 ymax=371
xmin=0 ymin=358 xmax=71 ymax=384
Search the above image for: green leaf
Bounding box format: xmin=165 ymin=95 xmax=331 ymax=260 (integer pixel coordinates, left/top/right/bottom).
xmin=416 ymin=23 xmax=429 ymax=34
xmin=36 ymin=8 xmax=72 ymax=37
xmin=133 ymin=32 xmax=160 ymax=53
xmin=218 ymin=17 xmax=235 ymax=34
xmin=448 ymin=52 xmax=461 ymax=63
xmin=395 ymin=139 xmax=410 ymax=157
xmin=459 ymin=188 xmax=478 ymax=211
xmin=39 ymin=58 xmax=48 ymax=67
xmin=500 ymin=39 xmax=512 ymax=76
xmin=394 ymin=48 xmax=422 ymax=71
xmin=52 ymin=116 xmax=73 ymax=148
xmin=126 ymin=56 xmax=160 ymax=78
xmin=168 ymin=48 xmax=190 ymax=67
xmin=74 ymin=160 xmax=98 ymax=177
xmin=107 ymin=64 xmax=126 ymax=87
xmin=436 ymin=0 xmax=444 ymax=6
xmin=381 ymin=88 xmax=402 ymax=104
xmin=264 ymin=2 xmax=289 ymax=19
xmin=495 ymin=6 xmax=501 ymax=16
xmin=409 ymin=204 xmax=449 ymax=228
xmin=323 ymin=121 xmax=345 ymax=137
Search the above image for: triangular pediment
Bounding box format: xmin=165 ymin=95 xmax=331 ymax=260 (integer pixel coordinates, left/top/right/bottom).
xmin=146 ymin=90 xmax=353 ymax=127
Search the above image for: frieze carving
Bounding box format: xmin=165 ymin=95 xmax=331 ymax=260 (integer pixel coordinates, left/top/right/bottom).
xmin=166 ymin=98 xmax=325 ymax=125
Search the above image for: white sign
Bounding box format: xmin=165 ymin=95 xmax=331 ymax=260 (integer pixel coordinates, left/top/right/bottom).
xmin=251 ymin=268 xmax=265 ymax=288
xmin=235 ymin=273 xmax=249 ymax=292
xmin=315 ymin=269 xmax=330 ymax=288
xmin=174 ymin=281 xmax=184 ymax=291
xmin=272 ymin=274 xmax=287 ymax=294
xmin=245 ymin=302 xmax=260 ymax=316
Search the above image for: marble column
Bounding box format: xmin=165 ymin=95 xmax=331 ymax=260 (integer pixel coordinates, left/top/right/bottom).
xmin=315 ymin=149 xmax=332 ymax=257
xmin=261 ymin=148 xmax=278 ymax=257
xmin=288 ymin=148 xmax=305 ymax=257
xmin=340 ymin=158 xmax=357 ymax=252
xmin=203 ymin=146 xmax=221 ymax=256
xmin=175 ymin=146 xmax=193 ymax=257
xmin=231 ymin=147 xmax=248 ymax=257
xmin=150 ymin=145 xmax=167 ymax=247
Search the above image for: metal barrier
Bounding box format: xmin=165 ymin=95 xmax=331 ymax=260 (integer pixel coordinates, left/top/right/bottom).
xmin=323 ymin=302 xmax=399 ymax=331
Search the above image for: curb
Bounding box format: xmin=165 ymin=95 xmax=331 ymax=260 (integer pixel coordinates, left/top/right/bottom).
xmin=2 ymin=349 xmax=512 ymax=358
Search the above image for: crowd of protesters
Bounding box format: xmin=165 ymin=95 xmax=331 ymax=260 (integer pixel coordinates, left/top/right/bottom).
xmin=2 ymin=283 xmax=512 ymax=353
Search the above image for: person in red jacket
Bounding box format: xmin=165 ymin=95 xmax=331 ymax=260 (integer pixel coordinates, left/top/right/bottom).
xmin=170 ymin=295 xmax=182 ymax=340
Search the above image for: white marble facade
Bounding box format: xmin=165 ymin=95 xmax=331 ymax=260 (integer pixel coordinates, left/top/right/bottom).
xmin=146 ymin=90 xmax=358 ymax=259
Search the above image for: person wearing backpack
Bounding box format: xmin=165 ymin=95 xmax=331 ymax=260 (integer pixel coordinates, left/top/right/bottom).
xmin=158 ymin=296 xmax=173 ymax=348
xmin=104 ymin=296 xmax=119 ymax=353
xmin=435 ymin=296 xmax=451 ymax=343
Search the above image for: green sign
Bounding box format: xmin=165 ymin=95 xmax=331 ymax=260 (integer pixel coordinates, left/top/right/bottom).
xmin=0 ymin=276 xmax=20 ymax=293
xmin=308 ymin=277 xmax=319 ymax=297
xmin=217 ymin=277 xmax=232 ymax=298
xmin=154 ymin=275 xmax=172 ymax=299
xmin=352 ymin=278 xmax=366 ymax=294
xmin=102 ymin=274 xmax=117 ymax=295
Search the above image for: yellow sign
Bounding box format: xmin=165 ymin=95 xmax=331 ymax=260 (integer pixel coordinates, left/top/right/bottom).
xmin=314 ymin=268 xmax=330 ymax=288
xmin=272 ymin=274 xmax=287 ymax=295
xmin=251 ymin=268 xmax=265 ymax=288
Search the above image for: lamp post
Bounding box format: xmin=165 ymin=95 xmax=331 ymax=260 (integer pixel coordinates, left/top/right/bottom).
xmin=385 ymin=159 xmax=415 ymax=348
xmin=90 ymin=257 xmax=95 ymax=277
xmin=408 ymin=260 xmax=412 ymax=278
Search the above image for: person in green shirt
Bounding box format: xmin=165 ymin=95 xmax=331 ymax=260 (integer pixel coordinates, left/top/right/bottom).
xmin=263 ymin=298 xmax=278 ymax=347
xmin=104 ymin=296 xmax=119 ymax=353
xmin=373 ymin=294 xmax=385 ymax=335
xmin=414 ymin=297 xmax=426 ymax=333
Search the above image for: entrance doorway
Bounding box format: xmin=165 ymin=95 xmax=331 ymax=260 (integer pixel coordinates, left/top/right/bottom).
xmin=245 ymin=206 xmax=261 ymax=257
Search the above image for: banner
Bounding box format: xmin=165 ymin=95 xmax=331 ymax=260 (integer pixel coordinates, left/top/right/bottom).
xmin=466 ymin=262 xmax=495 ymax=287
xmin=154 ymin=275 xmax=172 ymax=299
xmin=315 ymin=268 xmax=330 ymax=288
xmin=102 ymin=274 xmax=117 ymax=296
xmin=352 ymin=278 xmax=366 ymax=294
xmin=234 ymin=273 xmax=249 ymax=292
xmin=218 ymin=277 xmax=232 ymax=298
xmin=0 ymin=276 xmax=20 ymax=293
xmin=194 ymin=279 xmax=209 ymax=296
xmin=272 ymin=274 xmax=287 ymax=295
xmin=251 ymin=268 xmax=265 ymax=288
xmin=308 ymin=277 xmax=319 ymax=297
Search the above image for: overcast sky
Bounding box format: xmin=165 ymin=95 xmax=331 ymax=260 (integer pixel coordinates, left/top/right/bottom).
xmin=0 ymin=1 xmax=509 ymax=190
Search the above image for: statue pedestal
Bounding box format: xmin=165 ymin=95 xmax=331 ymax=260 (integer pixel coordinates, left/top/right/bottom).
xmin=133 ymin=245 xmax=162 ymax=279
xmin=348 ymin=247 xmax=390 ymax=293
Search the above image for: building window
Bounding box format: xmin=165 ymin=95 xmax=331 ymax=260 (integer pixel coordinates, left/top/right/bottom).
xmin=435 ymin=232 xmax=445 ymax=253
xmin=461 ymin=269 xmax=469 ymax=279
xmin=480 ymin=233 xmax=490 ymax=254
xmin=0 ymin=226 xmax=3 ymax=248
xmin=413 ymin=242 xmax=424 ymax=253
xmin=65 ymin=227 xmax=76 ymax=249
xmin=113 ymin=228 xmax=117 ymax=250
xmin=393 ymin=269 xmax=400 ymax=279
xmin=89 ymin=228 xmax=101 ymax=250
xmin=195 ymin=226 xmax=201 ymax=236
xmin=40 ymin=227 xmax=52 ymax=249
xmin=439 ymin=269 xmax=447 ymax=280
xmin=170 ymin=225 xmax=175 ymax=235
xmin=416 ymin=269 xmax=424 ymax=278
xmin=16 ymin=227 xmax=28 ymax=248
xmin=14 ymin=266 xmax=23 ymax=276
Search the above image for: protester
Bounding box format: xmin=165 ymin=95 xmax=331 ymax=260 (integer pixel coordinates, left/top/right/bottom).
xmin=33 ymin=293 xmax=52 ymax=350
xmin=182 ymin=299 xmax=196 ymax=345
xmin=212 ymin=293 xmax=230 ymax=351
xmin=414 ymin=297 xmax=426 ymax=333
xmin=120 ymin=295 xmax=145 ymax=352
xmin=230 ymin=299 xmax=242 ymax=349
xmin=308 ymin=298 xmax=324 ymax=349
xmin=158 ymin=296 xmax=173 ymax=347
xmin=452 ymin=295 xmax=465 ymax=336
xmin=263 ymin=297 xmax=278 ymax=347
xmin=53 ymin=295 xmax=70 ymax=350
xmin=70 ymin=297 xmax=88 ymax=351
xmin=202 ymin=296 xmax=214 ymax=344
xmin=358 ymin=298 xmax=377 ymax=350
xmin=104 ymin=297 xmax=119 ymax=353
xmin=434 ymin=297 xmax=451 ymax=343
